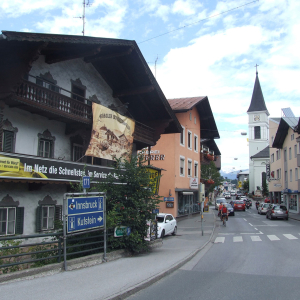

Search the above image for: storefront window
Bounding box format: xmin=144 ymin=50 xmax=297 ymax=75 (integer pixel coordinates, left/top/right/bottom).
xmin=178 ymin=193 xmax=200 ymax=215
xmin=289 ymin=194 xmax=298 ymax=212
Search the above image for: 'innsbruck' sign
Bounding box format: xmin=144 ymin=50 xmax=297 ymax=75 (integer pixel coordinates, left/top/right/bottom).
xmin=67 ymin=196 xmax=104 ymax=233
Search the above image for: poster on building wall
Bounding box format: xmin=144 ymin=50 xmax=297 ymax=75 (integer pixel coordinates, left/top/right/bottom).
xmin=85 ymin=103 xmax=135 ymax=161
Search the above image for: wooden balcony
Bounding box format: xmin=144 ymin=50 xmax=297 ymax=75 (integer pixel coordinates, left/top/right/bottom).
xmin=9 ymin=78 xmax=155 ymax=147
xmin=14 ymin=79 xmax=92 ymax=126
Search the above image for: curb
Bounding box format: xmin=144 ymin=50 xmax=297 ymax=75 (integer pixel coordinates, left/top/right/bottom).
xmin=106 ymin=213 xmax=216 ymax=300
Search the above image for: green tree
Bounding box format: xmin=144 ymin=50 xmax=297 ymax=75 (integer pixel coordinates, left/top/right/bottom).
xmin=262 ymin=178 xmax=269 ymax=196
xmin=95 ymin=154 xmax=162 ymax=254
xmin=243 ymin=179 xmax=249 ymax=192
xmin=201 ymin=161 xmax=222 ymax=193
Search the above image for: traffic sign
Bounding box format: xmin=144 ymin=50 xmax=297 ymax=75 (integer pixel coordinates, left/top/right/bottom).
xmin=114 ymin=226 xmax=131 ymax=237
xmin=68 ymin=211 xmax=104 ymax=233
xmin=67 ymin=196 xmax=104 ymax=233
xmin=67 ymin=196 xmax=103 ymax=215
xmin=82 ymin=176 xmax=90 ymax=189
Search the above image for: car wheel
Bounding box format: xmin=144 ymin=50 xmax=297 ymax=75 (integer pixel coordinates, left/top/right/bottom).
xmin=286 ymin=217 xmax=289 ymax=221
xmin=232 ymin=213 xmax=235 ymax=216
xmin=270 ymin=215 xmax=274 ymax=220
xmin=266 ymin=214 xmax=268 ymax=219
xmin=172 ymin=226 xmax=177 ymax=236
xmin=161 ymin=229 xmax=165 ymax=238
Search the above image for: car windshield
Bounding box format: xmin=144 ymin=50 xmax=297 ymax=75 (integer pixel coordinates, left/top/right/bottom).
xmin=236 ymin=201 xmax=244 ymax=204
xmin=217 ymin=199 xmax=225 ymax=203
xmin=263 ymin=204 xmax=269 ymax=208
xmin=275 ymin=205 xmax=287 ymax=210
xmin=156 ymin=216 xmax=165 ymax=223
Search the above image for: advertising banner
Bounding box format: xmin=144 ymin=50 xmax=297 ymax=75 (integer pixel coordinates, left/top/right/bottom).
xmin=0 ymin=152 xmax=118 ymax=182
xmin=85 ymin=103 xmax=135 ymax=161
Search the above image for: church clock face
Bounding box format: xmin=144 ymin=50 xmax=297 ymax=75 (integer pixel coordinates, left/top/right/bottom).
xmin=254 ymin=115 xmax=260 ymax=121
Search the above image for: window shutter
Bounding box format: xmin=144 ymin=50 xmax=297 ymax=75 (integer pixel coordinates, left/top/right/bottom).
xmin=3 ymin=131 xmax=14 ymax=152
xmin=15 ymin=207 xmax=24 ymax=234
xmin=36 ymin=206 xmax=42 ymax=232
xmin=55 ymin=205 xmax=62 ymax=230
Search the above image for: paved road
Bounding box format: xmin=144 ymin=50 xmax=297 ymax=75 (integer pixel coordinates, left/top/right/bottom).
xmin=126 ymin=204 xmax=300 ymax=300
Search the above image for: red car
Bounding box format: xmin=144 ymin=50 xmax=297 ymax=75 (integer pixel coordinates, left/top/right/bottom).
xmin=264 ymin=198 xmax=270 ymax=203
xmin=234 ymin=200 xmax=246 ymax=211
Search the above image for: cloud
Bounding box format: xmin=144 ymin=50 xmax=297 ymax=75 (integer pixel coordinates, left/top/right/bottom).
xmin=172 ymin=0 xmax=202 ymax=16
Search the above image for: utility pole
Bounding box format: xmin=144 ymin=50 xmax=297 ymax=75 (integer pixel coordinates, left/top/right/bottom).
xmin=75 ymin=1 xmax=92 ymax=36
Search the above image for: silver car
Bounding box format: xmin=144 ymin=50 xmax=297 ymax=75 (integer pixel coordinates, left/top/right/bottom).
xmin=258 ymin=203 xmax=269 ymax=215
xmin=266 ymin=204 xmax=289 ymax=220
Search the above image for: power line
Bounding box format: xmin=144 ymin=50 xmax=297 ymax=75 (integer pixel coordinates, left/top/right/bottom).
xmin=138 ymin=0 xmax=259 ymax=45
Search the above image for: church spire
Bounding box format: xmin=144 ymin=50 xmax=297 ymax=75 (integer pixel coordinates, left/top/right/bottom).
xmin=247 ymin=67 xmax=269 ymax=115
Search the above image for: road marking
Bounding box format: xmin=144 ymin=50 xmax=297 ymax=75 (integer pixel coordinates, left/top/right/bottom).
xmin=254 ymin=228 xmax=258 ymax=230
xmin=249 ymin=223 xmax=253 ymax=226
xmin=283 ymin=234 xmax=298 ymax=240
xmin=251 ymin=236 xmax=262 ymax=242
xmin=233 ymin=236 xmax=243 ymax=242
xmin=243 ymin=218 xmax=247 ymax=221
xmin=267 ymin=235 xmax=280 ymax=241
xmin=214 ymin=237 xmax=225 ymax=243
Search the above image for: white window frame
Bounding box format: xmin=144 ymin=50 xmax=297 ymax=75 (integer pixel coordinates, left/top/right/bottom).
xmin=194 ymin=134 xmax=198 ymax=152
xmin=180 ymin=126 xmax=185 ymax=147
xmin=180 ymin=156 xmax=185 ymax=177
xmin=187 ymin=159 xmax=192 ymax=177
xmin=194 ymin=161 xmax=198 ymax=178
xmin=0 ymin=207 xmax=16 ymax=236
xmin=276 ymin=169 xmax=280 ymax=179
xmin=42 ymin=205 xmax=55 ymax=230
xmin=187 ymin=130 xmax=192 ymax=150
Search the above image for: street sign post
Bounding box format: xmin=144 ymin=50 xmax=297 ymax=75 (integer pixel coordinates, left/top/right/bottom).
xmin=63 ymin=192 xmax=106 ymax=271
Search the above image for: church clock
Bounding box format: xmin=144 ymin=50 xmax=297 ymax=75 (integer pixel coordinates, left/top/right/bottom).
xmin=254 ymin=115 xmax=260 ymax=121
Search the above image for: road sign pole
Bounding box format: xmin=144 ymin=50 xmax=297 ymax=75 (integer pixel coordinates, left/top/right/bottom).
xmin=63 ymin=195 xmax=67 ymax=271
xmin=103 ymin=195 xmax=107 ymax=262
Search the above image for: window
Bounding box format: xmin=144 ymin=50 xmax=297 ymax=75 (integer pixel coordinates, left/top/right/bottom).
xmin=291 ymin=134 xmax=294 ymax=141
xmin=0 ymin=207 xmax=16 ymax=235
xmin=73 ymin=144 xmax=84 ymax=162
xmin=188 ymin=160 xmax=192 ymax=177
xmin=2 ymin=130 xmax=14 ymax=152
xmin=284 ymin=149 xmax=287 ymax=162
xmin=194 ymin=135 xmax=198 ymax=152
xmin=271 ymin=136 xmax=274 ymax=144
xmin=284 ymin=171 xmax=287 ymax=182
xmin=42 ymin=206 xmax=55 ymax=230
xmin=289 ymin=147 xmax=292 ymax=160
xmin=295 ymin=145 xmax=297 ymax=158
xmin=187 ymin=131 xmax=192 ymax=149
xmin=254 ymin=126 xmax=261 ymax=139
xmin=277 ymin=169 xmax=281 ymax=179
xmin=36 ymin=196 xmax=62 ymax=232
xmin=295 ymin=168 xmax=298 ymax=181
xmin=180 ymin=126 xmax=185 ymax=146
xmin=271 ymin=153 xmax=274 ymax=163
xmin=0 ymin=195 xmax=24 ymax=236
xmin=194 ymin=117 xmax=196 ymax=124
xmin=71 ymin=79 xmax=87 ymax=103
xmin=189 ymin=112 xmax=192 ymax=121
xmin=37 ymin=130 xmax=55 ymax=158
xmin=2 ymin=119 xmax=18 ymax=153
xmin=276 ymin=150 xmax=281 ymax=160
xmin=279 ymin=168 xmax=281 ymax=179
xmin=290 ymin=169 xmax=293 ymax=182
xmin=194 ymin=161 xmax=198 ymax=178
xmin=180 ymin=157 xmax=185 ymax=176
xmin=36 ymin=77 xmax=60 ymax=93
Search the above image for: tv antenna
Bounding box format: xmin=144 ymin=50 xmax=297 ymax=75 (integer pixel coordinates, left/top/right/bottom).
xmin=75 ymin=0 xmax=92 ymax=36
xmin=154 ymin=56 xmax=158 ymax=78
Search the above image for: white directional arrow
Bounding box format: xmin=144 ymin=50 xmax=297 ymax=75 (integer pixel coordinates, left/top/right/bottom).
xmin=97 ymin=216 xmax=103 ymax=223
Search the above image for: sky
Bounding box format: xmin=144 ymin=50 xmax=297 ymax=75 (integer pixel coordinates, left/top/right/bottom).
xmin=1 ymin=0 xmax=299 ymax=175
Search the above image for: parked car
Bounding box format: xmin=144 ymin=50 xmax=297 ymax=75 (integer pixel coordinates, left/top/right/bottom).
xmin=224 ymin=203 xmax=235 ymax=216
xmin=258 ymin=203 xmax=270 ymax=215
xmin=266 ymin=204 xmax=289 ymax=220
xmin=234 ymin=200 xmax=245 ymax=211
xmin=215 ymin=198 xmax=227 ymax=210
xmin=156 ymin=213 xmax=177 ymax=238
xmin=264 ymin=198 xmax=271 ymax=203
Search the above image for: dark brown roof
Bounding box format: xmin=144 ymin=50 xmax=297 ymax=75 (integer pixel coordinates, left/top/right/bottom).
xmin=168 ymin=96 xmax=220 ymax=140
xmin=250 ymin=146 xmax=269 ymax=159
xmin=247 ymin=72 xmax=269 ymax=115
xmin=0 ymin=30 xmax=182 ymax=140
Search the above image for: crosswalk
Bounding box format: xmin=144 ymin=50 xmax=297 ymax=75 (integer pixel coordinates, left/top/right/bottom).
xmin=214 ymin=233 xmax=300 ymax=243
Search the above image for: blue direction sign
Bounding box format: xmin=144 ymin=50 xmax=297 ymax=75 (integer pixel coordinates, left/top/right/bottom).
xmin=67 ymin=196 xmax=104 ymax=233
xmin=67 ymin=196 xmax=103 ymax=215
xmin=68 ymin=211 xmax=104 ymax=233
xmin=82 ymin=176 xmax=90 ymax=189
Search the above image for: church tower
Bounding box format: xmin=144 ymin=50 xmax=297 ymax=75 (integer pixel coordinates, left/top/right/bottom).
xmin=247 ymin=69 xmax=269 ymax=194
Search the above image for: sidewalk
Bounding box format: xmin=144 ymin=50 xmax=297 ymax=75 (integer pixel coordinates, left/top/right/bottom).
xmin=0 ymin=209 xmax=216 ymax=300
xmin=289 ymin=212 xmax=300 ymax=221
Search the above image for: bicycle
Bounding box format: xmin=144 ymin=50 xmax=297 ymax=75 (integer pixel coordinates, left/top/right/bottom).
xmin=222 ymin=213 xmax=227 ymax=227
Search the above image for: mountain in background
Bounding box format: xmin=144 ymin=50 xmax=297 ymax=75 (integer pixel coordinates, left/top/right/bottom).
xmin=220 ymin=169 xmax=249 ymax=180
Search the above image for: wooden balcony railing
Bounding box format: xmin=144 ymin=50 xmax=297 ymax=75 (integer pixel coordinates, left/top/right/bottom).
xmin=15 ymin=79 xmax=92 ymax=123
